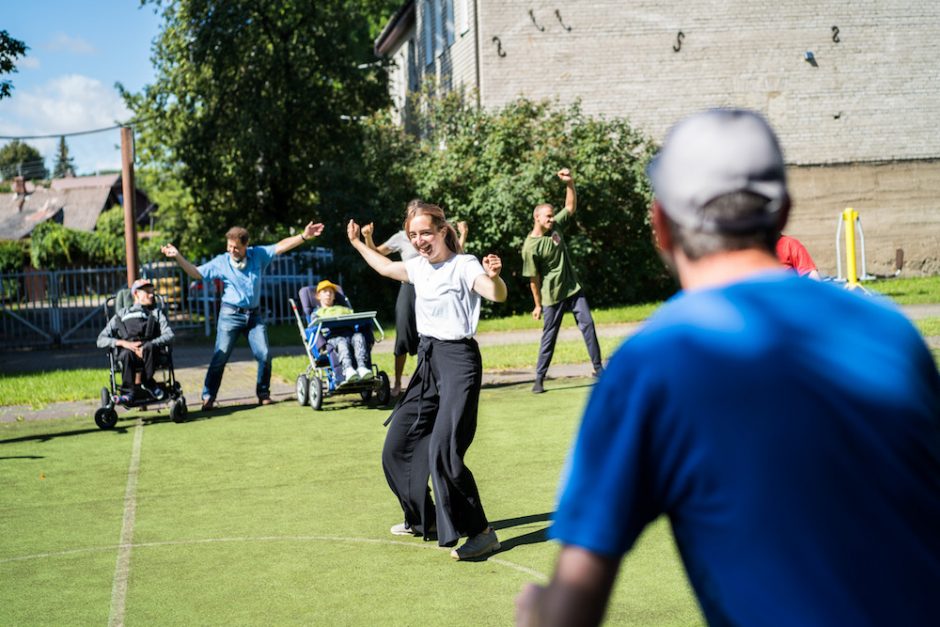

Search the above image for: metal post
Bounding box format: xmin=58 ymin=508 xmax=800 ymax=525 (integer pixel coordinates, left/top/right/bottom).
xmin=120 ymin=127 xmax=139 ymax=287
xmin=842 ymin=208 xmax=858 ymax=286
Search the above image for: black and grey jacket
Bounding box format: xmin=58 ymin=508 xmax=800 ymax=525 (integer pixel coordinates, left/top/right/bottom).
xmin=97 ymin=304 xmax=174 ymax=349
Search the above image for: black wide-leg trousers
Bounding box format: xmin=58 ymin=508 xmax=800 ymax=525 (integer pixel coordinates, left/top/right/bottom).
xmin=382 ymin=336 xmax=489 ymax=547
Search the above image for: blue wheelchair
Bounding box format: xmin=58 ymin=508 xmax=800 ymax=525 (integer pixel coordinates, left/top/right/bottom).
xmin=288 ymin=286 xmax=391 ymax=410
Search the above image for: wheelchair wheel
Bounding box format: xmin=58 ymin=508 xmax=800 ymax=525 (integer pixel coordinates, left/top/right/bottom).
xmin=308 ymin=376 xmax=323 ymax=411
xmin=296 ymin=374 xmax=309 ymax=406
xmin=100 ymin=387 xmax=111 ymax=408
xmin=360 ymin=388 xmax=372 ymax=402
xmin=375 ymin=372 xmax=391 ymax=406
xmin=170 ymin=397 xmax=188 ymax=423
xmin=94 ymin=407 xmax=118 ymax=430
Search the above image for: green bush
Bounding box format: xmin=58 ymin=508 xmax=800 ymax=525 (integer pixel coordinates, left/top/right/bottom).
xmin=0 ymin=239 xmax=28 ymax=272
xmin=28 ymin=206 xmax=127 ymax=269
xmin=409 ymin=92 xmax=675 ymax=313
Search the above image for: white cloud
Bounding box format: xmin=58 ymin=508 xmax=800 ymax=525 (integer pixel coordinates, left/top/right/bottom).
xmin=18 ymin=56 xmax=41 ymax=70
xmin=44 ymin=33 xmax=97 ymax=55
xmin=0 ymin=74 xmax=134 ymax=173
xmin=7 ymin=74 xmax=131 ymax=133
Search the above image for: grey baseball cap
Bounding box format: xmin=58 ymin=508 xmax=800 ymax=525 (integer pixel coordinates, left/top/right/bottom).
xmin=647 ymin=108 xmax=788 ymax=233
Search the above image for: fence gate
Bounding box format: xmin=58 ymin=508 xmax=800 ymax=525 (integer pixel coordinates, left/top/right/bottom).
xmin=0 ymin=248 xmax=332 ymax=350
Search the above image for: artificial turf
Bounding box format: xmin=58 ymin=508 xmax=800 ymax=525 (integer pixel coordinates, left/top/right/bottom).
xmin=0 ymin=378 xmax=703 ymax=626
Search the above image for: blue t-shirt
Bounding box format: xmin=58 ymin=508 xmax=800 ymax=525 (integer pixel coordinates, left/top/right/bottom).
xmin=552 ymin=272 xmax=940 ymax=626
xmin=197 ymin=244 xmax=277 ymax=309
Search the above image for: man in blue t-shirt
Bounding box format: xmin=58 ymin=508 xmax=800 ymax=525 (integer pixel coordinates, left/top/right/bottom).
xmin=161 ymin=221 xmax=323 ymax=409
xmin=516 ymin=110 xmax=940 ymax=626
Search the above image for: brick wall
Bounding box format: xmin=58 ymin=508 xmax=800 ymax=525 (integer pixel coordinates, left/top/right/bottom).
xmin=387 ymin=0 xmax=940 ymax=275
xmin=478 ymin=0 xmax=940 ymax=164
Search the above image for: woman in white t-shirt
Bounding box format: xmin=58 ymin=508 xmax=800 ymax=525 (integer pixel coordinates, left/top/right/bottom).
xmin=347 ymin=202 xmax=506 ymax=561
xmin=362 ymin=212 xmax=468 ymax=397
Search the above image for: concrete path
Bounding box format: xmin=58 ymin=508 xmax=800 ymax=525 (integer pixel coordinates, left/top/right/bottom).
xmin=2 ymin=303 xmax=938 ymax=424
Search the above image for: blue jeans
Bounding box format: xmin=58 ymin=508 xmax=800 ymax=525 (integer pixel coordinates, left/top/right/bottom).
xmin=203 ymin=307 xmax=271 ymax=401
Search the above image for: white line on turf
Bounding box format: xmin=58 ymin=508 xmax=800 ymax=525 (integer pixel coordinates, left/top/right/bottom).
xmin=3 ymin=534 xmax=548 ymax=581
xmin=107 ymin=417 xmax=144 ymax=627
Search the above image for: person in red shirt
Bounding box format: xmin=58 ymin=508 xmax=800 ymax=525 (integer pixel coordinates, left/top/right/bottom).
xmin=776 ymin=234 xmax=820 ymax=279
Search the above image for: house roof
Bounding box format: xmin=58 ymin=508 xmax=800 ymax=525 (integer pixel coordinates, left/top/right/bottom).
xmin=374 ymin=1 xmax=415 ymax=57
xmin=0 ymin=188 xmax=66 ymax=240
xmin=50 ymin=173 xmax=121 ymax=191
xmin=0 ymin=173 xmax=152 ymax=240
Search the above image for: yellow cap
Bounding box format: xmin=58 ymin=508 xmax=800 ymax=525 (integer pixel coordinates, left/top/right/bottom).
xmin=316 ymin=279 xmax=340 ymax=293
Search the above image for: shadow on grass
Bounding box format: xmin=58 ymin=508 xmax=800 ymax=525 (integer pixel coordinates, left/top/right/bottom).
xmin=486 ymin=512 xmax=554 ymax=557
xmin=0 ymin=425 xmax=131 ymax=444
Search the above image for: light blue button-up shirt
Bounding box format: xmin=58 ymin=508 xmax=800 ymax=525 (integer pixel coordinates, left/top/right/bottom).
xmin=197 ymin=244 xmax=276 ymax=309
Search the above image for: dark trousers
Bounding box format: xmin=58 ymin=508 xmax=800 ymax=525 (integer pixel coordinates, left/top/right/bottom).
xmin=536 ymin=290 xmax=603 ymax=378
xmin=382 ymin=336 xmax=488 ymax=547
xmin=116 ymin=344 xmax=157 ymax=391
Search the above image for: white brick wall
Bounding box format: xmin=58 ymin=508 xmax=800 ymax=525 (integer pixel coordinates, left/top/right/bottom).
xmin=477 ymin=0 xmax=940 ymax=164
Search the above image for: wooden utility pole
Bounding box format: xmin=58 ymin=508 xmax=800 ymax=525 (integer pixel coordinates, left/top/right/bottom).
xmin=120 ymin=126 xmax=139 ymax=286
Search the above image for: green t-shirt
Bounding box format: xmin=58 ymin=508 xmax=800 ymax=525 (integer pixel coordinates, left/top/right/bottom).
xmin=521 ymin=208 xmax=581 ymax=306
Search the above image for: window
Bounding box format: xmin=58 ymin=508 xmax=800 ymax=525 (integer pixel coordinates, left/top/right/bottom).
xmin=422 ymin=0 xmax=434 ymax=66
xmin=434 ymin=0 xmax=445 ymax=57
xmin=443 ymin=0 xmax=455 ymax=46
xmin=457 ymin=0 xmax=471 ymax=35
xmin=407 ymin=38 xmax=419 ymax=91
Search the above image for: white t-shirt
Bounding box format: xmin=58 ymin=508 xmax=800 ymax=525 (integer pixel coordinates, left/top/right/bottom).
xmin=382 ymin=230 xmax=420 ymax=261
xmin=405 ymin=254 xmax=486 ymax=340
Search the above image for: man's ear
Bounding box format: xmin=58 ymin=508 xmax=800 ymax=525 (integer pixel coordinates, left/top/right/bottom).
xmin=776 ymin=195 xmax=791 ymax=233
xmin=650 ymin=200 xmax=672 ymax=252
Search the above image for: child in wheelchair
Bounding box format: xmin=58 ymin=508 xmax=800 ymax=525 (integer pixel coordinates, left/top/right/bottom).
xmin=97 ymin=278 xmax=174 ymax=404
xmin=289 ymin=279 xmax=391 ymax=409
xmin=310 ymin=279 xmax=373 ymax=385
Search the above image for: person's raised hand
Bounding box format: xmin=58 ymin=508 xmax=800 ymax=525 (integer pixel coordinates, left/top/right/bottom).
xmin=160 ymin=243 xmax=179 ymax=258
xmin=347 ymin=219 xmax=361 ymax=243
xmin=361 ymin=222 xmax=374 ymax=238
xmin=456 ymin=220 xmax=468 ymax=239
xmin=304 ymin=222 xmax=325 ymax=239
xmin=482 ymin=253 xmax=502 ymax=278
xmin=557 ymin=168 xmax=573 ymax=184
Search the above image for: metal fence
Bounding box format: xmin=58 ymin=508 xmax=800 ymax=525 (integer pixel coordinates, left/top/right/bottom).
xmin=0 ymin=248 xmax=333 ymax=349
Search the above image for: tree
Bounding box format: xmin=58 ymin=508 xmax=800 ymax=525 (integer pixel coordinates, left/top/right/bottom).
xmin=122 ymin=0 xmax=403 ymax=258
xmin=0 ymin=140 xmax=48 ymax=181
xmin=407 ymin=92 xmax=675 ymax=313
xmin=52 ymin=136 xmax=76 ymax=178
xmin=0 ymin=30 xmax=27 ymax=100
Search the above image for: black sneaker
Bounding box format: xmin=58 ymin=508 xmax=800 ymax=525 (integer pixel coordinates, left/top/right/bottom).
xmin=532 ymin=378 xmax=544 ymax=394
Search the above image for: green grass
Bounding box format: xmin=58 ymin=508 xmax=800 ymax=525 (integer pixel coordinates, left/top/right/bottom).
xmin=915 ymin=317 xmax=940 ymax=337
xmin=867 ymin=275 xmax=940 ymax=304
xmin=0 ymin=368 xmax=106 ymax=408
xmin=0 ymin=380 xmax=702 ymax=626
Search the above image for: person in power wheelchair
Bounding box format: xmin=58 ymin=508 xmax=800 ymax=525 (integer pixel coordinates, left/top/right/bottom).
xmin=97 ymin=278 xmax=174 ymax=403
xmin=309 ymin=279 xmax=373 ymax=385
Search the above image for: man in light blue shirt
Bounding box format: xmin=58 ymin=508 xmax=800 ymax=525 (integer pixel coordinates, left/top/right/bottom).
xmin=162 ymin=221 xmax=323 ymax=409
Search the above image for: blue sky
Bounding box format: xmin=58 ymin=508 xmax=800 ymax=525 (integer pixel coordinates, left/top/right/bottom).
xmin=0 ymin=0 xmax=162 ymax=175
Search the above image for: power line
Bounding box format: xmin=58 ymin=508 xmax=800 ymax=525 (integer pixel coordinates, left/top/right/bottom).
xmin=0 ymin=123 xmax=125 ymax=141
xmin=0 ymin=116 xmax=151 ymax=141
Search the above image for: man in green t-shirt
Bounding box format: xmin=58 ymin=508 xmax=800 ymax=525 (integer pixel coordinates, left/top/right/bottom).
xmin=521 ymin=168 xmax=603 ymax=393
